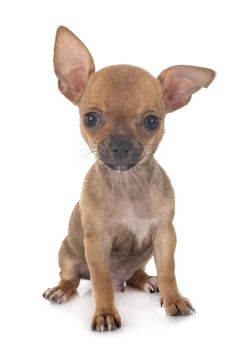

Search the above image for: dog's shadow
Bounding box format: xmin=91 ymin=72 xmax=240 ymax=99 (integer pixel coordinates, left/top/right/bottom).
xmin=46 ymin=280 xmax=194 ymax=331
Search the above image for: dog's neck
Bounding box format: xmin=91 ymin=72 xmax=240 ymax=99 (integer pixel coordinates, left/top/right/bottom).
xmin=95 ymin=158 xmax=156 ymax=201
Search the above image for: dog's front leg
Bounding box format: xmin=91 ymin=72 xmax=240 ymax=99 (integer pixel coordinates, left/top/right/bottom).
xmin=154 ymin=223 xmax=194 ymax=316
xmin=84 ymin=234 xmax=121 ymax=331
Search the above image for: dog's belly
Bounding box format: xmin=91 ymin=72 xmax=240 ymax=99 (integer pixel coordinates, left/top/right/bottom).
xmin=109 ymin=228 xmax=153 ymax=284
xmin=108 ymin=204 xmax=157 ymax=285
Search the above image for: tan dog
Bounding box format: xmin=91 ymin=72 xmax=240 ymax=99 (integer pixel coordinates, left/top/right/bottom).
xmin=43 ymin=26 xmax=215 ymax=332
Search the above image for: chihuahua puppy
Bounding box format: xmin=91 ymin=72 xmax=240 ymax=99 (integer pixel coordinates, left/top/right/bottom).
xmin=43 ymin=26 xmax=215 ymax=332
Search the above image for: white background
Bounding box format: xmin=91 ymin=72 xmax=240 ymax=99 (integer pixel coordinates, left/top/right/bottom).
xmin=0 ymin=0 xmax=252 ymax=349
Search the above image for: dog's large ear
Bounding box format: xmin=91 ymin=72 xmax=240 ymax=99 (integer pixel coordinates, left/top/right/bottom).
xmin=158 ymin=65 xmax=215 ymax=112
xmin=54 ymin=26 xmax=95 ymax=104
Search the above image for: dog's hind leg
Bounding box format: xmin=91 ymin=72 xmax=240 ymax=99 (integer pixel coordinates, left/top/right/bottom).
xmin=43 ymin=239 xmax=84 ymax=303
xmin=43 ymin=202 xmax=89 ymax=304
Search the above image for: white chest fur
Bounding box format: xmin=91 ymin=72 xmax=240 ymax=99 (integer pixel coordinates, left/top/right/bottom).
xmin=115 ymin=204 xmax=156 ymax=245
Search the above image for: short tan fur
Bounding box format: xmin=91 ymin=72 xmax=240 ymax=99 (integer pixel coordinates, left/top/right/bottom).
xmin=43 ymin=26 xmax=215 ymax=332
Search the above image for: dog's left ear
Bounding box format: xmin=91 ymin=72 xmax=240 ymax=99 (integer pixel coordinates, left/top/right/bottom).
xmin=54 ymin=26 xmax=95 ymax=104
xmin=158 ymin=65 xmax=215 ymax=112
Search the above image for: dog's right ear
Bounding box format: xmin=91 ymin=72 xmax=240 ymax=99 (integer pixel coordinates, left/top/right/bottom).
xmin=54 ymin=26 xmax=95 ymax=104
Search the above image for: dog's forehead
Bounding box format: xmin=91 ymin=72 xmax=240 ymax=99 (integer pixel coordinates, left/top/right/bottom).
xmin=81 ymin=65 xmax=164 ymax=113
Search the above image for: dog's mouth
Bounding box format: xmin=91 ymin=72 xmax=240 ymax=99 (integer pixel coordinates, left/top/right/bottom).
xmin=103 ymin=162 xmax=138 ymax=171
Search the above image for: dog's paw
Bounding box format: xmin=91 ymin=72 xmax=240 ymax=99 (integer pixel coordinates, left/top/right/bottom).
xmin=160 ymin=294 xmax=195 ymax=316
xmin=143 ymin=276 xmax=159 ymax=293
xmin=128 ymin=272 xmax=159 ymax=293
xmin=91 ymin=309 xmax=121 ymax=332
xmin=43 ymin=286 xmax=71 ymax=304
xmin=114 ymin=282 xmax=126 ymax=293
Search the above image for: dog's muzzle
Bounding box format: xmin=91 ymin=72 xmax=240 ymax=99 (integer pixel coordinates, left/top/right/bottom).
xmin=98 ymin=135 xmax=143 ymax=171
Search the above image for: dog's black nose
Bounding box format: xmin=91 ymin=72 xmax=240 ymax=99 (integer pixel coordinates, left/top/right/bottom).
xmin=110 ymin=137 xmax=132 ymax=159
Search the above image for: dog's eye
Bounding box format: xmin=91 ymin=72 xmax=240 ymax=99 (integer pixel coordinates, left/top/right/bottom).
xmin=84 ymin=112 xmax=101 ymax=128
xmin=143 ymin=115 xmax=159 ymax=130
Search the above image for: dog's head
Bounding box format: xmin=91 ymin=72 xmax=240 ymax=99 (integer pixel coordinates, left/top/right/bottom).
xmin=54 ymin=26 xmax=215 ymax=171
